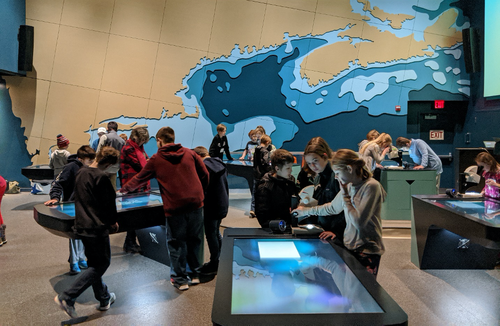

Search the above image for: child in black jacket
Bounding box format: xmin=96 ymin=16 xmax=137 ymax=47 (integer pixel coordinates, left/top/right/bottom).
xmin=193 ymin=146 xmax=229 ymax=275
xmin=209 ymin=123 xmax=233 ymax=160
xmin=255 ymin=149 xmax=297 ymax=228
xmin=253 ymin=135 xmax=273 ymax=181
xmin=44 ymin=145 xmax=96 ymax=274
xmin=55 ymin=146 xmax=120 ymax=318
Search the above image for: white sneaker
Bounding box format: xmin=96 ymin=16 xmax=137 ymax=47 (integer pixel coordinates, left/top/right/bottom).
xmin=98 ymin=292 xmax=116 ymax=311
xmin=171 ymin=278 xmax=189 ymax=291
xmin=178 ymin=284 xmax=189 ymax=291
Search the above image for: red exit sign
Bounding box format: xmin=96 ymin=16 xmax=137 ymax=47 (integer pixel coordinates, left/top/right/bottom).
xmin=434 ymin=100 xmax=445 ymax=109
xmin=430 ymin=130 xmax=444 ymax=140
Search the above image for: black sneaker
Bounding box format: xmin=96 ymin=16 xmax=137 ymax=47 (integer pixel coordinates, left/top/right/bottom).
xmin=123 ymin=242 xmax=142 ymax=254
xmin=98 ymin=292 xmax=116 ymax=311
xmin=54 ymin=295 xmax=77 ymax=318
xmin=199 ymin=262 xmax=218 ymax=275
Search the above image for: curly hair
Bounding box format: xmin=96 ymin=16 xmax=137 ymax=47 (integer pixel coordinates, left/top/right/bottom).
xmin=96 ymin=146 xmax=120 ymax=166
xmin=130 ymin=127 xmax=150 ymax=145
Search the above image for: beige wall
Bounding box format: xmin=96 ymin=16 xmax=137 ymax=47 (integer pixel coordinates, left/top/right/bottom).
xmin=5 ymin=0 xmax=462 ymax=164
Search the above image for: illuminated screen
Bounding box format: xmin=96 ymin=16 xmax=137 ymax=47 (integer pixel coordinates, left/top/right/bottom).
xmin=224 ymin=159 xmax=252 ymax=166
xmin=231 ymin=238 xmax=383 ymax=315
xmin=484 ymin=0 xmax=500 ymax=98
xmin=55 ymin=193 xmax=163 ymax=217
xmin=441 ymin=199 xmax=500 ymax=224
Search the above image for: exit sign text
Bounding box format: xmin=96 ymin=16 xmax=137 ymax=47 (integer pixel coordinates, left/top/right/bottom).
xmin=430 ymin=130 xmax=444 ymax=140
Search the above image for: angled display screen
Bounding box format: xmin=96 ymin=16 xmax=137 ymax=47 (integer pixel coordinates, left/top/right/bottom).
xmin=231 ymin=238 xmax=383 ymax=314
xmin=440 ymin=199 xmax=500 ymax=225
xmin=55 ymin=193 xmax=163 ymax=217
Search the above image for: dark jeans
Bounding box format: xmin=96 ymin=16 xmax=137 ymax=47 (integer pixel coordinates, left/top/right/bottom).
xmin=204 ymin=218 xmax=222 ymax=263
xmin=165 ymin=207 xmax=203 ymax=284
xmin=124 ymin=230 xmax=137 ymax=245
xmin=60 ymin=235 xmax=111 ymax=305
xmin=350 ymin=251 xmax=381 ymax=278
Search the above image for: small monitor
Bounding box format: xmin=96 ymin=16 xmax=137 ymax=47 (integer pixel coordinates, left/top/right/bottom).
xmin=483 ymin=141 xmax=496 ymax=148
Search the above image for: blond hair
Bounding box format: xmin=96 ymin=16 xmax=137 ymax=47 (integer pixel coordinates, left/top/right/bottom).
xmin=332 ymin=149 xmax=372 ymax=180
xmin=360 ymin=133 xmax=392 ymax=154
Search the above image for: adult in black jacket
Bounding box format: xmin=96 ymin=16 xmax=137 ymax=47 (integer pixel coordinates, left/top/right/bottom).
xmin=193 ymin=146 xmax=229 ymax=275
xmin=255 ymin=149 xmax=298 ymax=229
xmin=44 ymin=146 xmax=96 ymax=274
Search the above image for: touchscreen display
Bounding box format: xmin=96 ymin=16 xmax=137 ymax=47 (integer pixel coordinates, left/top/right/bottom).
xmin=231 ymin=238 xmax=383 ymax=315
xmin=55 ymin=193 xmax=163 ymax=217
xmin=441 ymin=199 xmax=500 ymax=224
xmin=224 ymin=160 xmax=253 ymax=166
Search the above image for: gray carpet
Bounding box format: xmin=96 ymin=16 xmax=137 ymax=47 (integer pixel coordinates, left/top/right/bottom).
xmin=0 ymin=191 xmax=499 ymax=325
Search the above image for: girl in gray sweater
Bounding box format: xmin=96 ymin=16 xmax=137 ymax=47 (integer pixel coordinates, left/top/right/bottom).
xmin=294 ymin=149 xmax=386 ymax=277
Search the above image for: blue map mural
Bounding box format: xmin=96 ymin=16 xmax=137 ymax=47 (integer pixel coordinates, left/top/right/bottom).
xmin=0 ymin=88 xmax=33 ymax=187
xmin=90 ymin=0 xmax=469 ymax=158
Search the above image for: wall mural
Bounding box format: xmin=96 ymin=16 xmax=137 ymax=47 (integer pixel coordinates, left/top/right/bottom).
xmin=0 ymin=0 xmax=470 ymax=186
xmin=90 ymin=0 xmax=469 ymax=155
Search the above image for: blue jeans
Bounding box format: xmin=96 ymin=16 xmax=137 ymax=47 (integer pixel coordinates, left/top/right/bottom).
xmin=60 ymin=235 xmax=111 ymax=305
xmin=68 ymin=239 xmax=86 ymax=265
xmin=165 ymin=207 xmax=203 ymax=284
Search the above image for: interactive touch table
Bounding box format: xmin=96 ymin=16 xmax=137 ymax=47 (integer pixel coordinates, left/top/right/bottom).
xmin=411 ymin=195 xmax=500 ymax=269
xmin=212 ymin=228 xmax=408 ymax=326
xmin=34 ymin=192 xmax=165 ymax=239
xmin=21 ymin=164 xmax=54 ymax=181
xmin=34 ymin=191 xmax=203 ymax=267
xmin=224 ymin=160 xmax=254 ymax=192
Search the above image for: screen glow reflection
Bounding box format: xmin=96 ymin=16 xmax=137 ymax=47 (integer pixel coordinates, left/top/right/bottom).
xmin=231 ymin=238 xmax=383 ymax=315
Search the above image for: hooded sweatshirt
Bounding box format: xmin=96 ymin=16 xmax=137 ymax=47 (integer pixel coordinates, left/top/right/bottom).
xmin=120 ymin=143 xmax=209 ymax=217
xmin=49 ymin=154 xmax=83 ymax=202
xmin=203 ymin=157 xmax=229 ymax=219
xmin=304 ymin=177 xmax=386 ymax=255
xmin=73 ymin=166 xmax=117 ymax=237
xmin=120 ymin=138 xmax=150 ymax=192
xmin=49 ymin=149 xmax=71 ymax=176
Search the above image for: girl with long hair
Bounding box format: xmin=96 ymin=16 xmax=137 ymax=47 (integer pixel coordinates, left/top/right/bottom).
xmin=294 ymin=149 xmax=386 ymax=277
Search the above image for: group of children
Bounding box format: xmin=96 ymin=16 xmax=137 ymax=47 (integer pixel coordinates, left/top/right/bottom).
xmin=52 ymin=125 xmax=232 ymax=318
xmin=48 ymin=122 xmax=500 ymax=319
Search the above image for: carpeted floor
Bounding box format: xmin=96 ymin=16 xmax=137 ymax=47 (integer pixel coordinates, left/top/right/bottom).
xmin=0 ymin=190 xmax=499 ymax=325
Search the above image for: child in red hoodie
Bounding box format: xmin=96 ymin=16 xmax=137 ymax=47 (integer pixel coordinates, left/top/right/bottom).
xmin=119 ymin=127 xmax=209 ymax=291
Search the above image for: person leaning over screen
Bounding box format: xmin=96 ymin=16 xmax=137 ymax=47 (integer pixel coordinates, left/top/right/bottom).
xmin=293 ymin=149 xmax=386 ymax=278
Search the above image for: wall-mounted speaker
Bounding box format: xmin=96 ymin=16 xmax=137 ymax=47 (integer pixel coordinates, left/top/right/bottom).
xmin=462 ymin=27 xmax=480 ymax=74
xmin=18 ymin=25 xmax=34 ymax=72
